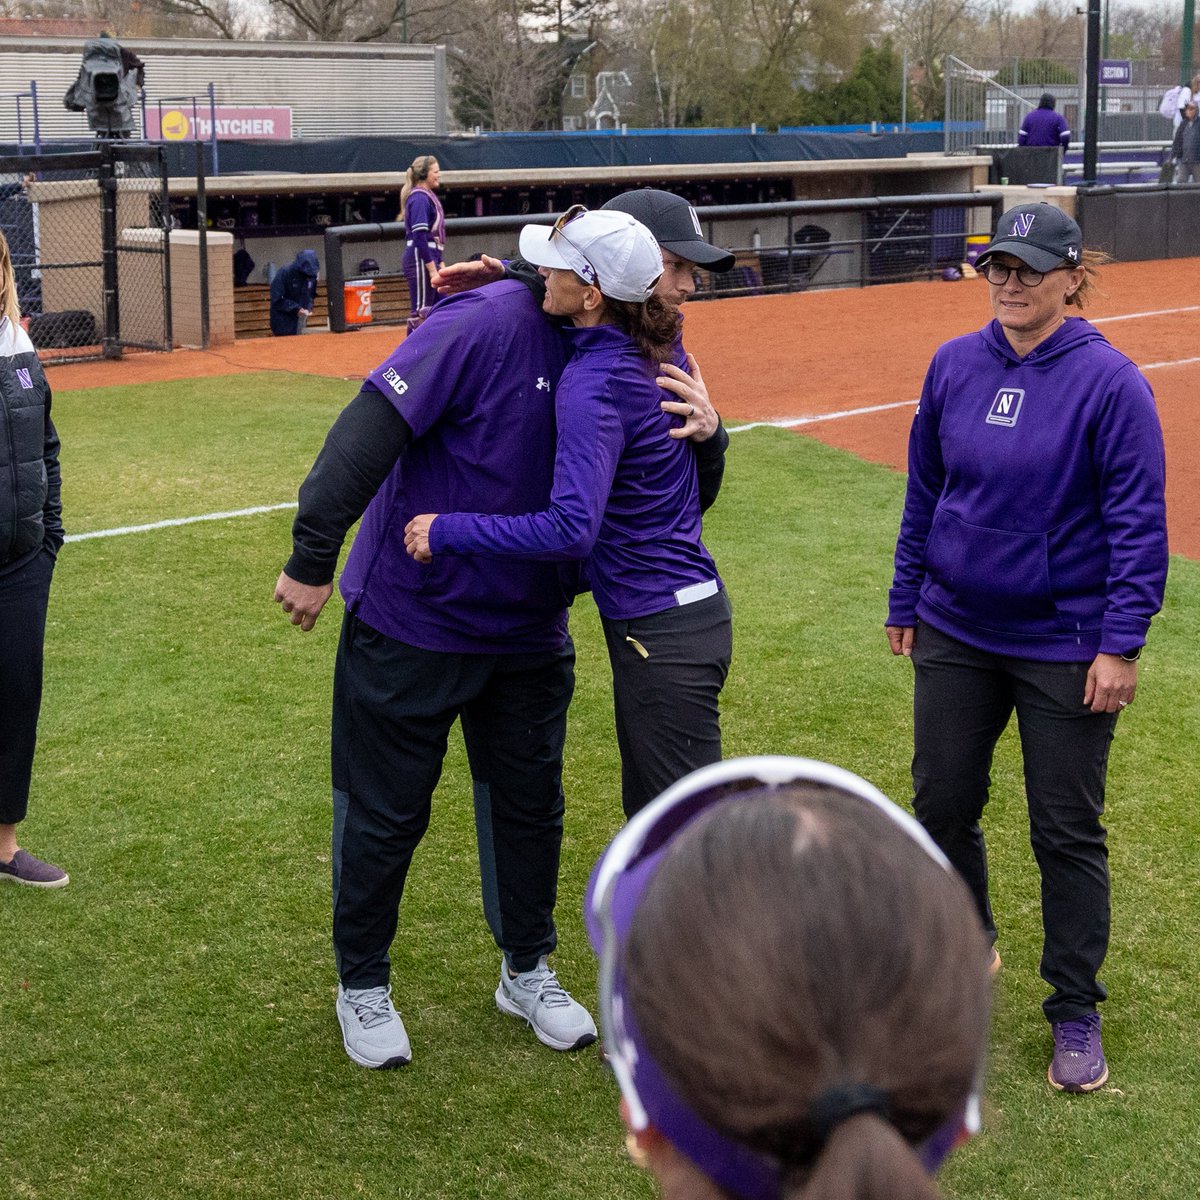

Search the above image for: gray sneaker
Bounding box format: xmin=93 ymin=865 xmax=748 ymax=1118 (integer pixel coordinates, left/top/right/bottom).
xmin=336 ymin=985 xmax=412 ymax=1069
xmin=495 ymin=956 xmax=597 ymax=1051
xmin=0 ymin=849 xmax=69 ymax=889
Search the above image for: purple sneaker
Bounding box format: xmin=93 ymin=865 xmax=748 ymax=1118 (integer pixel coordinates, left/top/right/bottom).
xmin=1048 ymin=1012 xmax=1108 ymax=1092
xmin=0 ymin=848 xmax=69 ymax=889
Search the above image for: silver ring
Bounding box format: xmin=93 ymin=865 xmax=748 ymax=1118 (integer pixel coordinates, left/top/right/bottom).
xmin=1118 ymin=700 xmax=1129 ymax=707
xmin=687 ymin=404 xmax=695 ymax=417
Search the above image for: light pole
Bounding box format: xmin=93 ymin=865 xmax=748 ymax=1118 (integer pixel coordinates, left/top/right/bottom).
xmin=1083 ymin=0 xmax=1101 ymax=185
xmin=1184 ymin=0 xmax=1195 ymax=85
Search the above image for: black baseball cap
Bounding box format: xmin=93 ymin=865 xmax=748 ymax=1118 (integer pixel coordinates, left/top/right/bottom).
xmin=601 ymin=188 xmax=735 ymax=272
xmin=976 ymin=203 xmax=1082 ymax=274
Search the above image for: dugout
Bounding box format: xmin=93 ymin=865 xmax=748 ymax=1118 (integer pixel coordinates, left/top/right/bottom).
xmin=164 ymin=151 xmax=992 ymax=294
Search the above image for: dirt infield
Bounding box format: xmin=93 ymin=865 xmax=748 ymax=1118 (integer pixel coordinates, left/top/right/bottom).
xmin=46 ymin=258 xmax=1200 ymax=558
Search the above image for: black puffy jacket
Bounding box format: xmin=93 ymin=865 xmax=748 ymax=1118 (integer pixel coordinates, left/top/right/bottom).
xmin=1 ymin=319 xmax=63 ymax=569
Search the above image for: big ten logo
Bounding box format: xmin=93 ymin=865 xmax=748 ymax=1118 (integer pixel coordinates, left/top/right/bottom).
xmin=986 ymin=387 xmax=1025 ymax=427
xmin=161 ymin=110 xmax=190 ymax=140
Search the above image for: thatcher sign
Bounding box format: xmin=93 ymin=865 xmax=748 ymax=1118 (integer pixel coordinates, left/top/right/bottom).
xmin=146 ymin=105 xmax=293 ymax=141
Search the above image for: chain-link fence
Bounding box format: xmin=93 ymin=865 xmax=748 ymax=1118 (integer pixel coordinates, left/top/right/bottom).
xmin=0 ymin=143 xmax=171 ymax=361
xmin=945 ymin=56 xmax=1181 ymax=153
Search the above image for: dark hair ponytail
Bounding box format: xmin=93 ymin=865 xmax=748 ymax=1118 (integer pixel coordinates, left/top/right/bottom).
xmin=784 ymin=1114 xmax=945 ymax=1200
xmin=603 ymin=293 xmax=681 ymax=364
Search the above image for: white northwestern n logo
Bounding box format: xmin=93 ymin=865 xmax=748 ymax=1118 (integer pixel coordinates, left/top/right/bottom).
xmin=1012 ymin=213 xmax=1036 ymax=238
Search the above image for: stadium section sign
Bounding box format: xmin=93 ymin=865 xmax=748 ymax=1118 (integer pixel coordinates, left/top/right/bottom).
xmin=146 ymin=106 xmax=293 ymax=141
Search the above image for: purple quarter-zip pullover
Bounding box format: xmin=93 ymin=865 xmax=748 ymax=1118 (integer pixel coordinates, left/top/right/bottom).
xmin=888 ymin=317 xmax=1167 ymax=661
xmin=432 ymin=322 xmax=721 ymax=621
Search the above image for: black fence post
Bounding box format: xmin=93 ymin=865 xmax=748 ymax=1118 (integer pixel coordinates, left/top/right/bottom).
xmin=157 ymin=146 xmax=174 ymax=351
xmin=196 ymin=139 xmax=210 ymax=350
xmin=99 ymin=144 xmax=121 ymax=359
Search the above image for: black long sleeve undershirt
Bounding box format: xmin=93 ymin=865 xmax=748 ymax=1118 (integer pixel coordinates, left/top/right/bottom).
xmin=283 ymin=386 xmax=412 ymax=585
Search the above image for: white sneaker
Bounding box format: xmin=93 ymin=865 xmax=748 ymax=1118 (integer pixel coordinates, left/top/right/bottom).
xmin=336 ymin=984 xmax=412 ymax=1068
xmin=495 ymin=956 xmax=597 ymax=1051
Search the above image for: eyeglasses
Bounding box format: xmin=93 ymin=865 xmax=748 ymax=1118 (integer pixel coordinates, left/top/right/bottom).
xmin=979 ymin=261 xmax=1067 ymax=287
xmin=585 ymin=756 xmax=981 ymax=1199
xmin=550 ymin=203 xmax=598 ymax=287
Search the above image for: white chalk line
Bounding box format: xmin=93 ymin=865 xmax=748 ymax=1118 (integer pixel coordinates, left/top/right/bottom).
xmin=65 ymin=502 xmax=297 ymax=543
xmin=729 ymin=349 xmax=1199 ymax=435
xmin=61 ymin=314 xmax=1200 ymax=542
xmin=1093 ymin=305 xmax=1200 ymax=324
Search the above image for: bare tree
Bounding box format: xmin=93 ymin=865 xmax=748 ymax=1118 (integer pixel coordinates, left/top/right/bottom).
xmin=146 ymin=0 xmax=270 ymax=39
xmin=884 ymin=0 xmax=982 ymax=117
xmin=450 ymin=0 xmax=564 ymax=129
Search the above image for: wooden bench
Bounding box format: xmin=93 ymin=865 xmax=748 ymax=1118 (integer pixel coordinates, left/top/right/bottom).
xmin=233 ymin=274 xmax=413 ymax=340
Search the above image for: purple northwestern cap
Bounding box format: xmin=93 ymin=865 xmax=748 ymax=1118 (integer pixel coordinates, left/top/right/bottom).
xmin=584 ymin=757 xmax=980 ymax=1200
xmin=976 ymin=202 xmax=1082 ymax=273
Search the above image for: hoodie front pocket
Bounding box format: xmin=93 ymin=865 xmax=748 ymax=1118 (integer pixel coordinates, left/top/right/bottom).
xmin=923 ymin=508 xmax=1062 ymax=632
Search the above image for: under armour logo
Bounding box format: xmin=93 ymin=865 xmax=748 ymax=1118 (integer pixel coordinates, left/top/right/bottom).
xmin=1011 ymin=213 xmax=1036 ymax=238
xmin=1066 ymin=246 xmax=1079 ymax=260
xmin=15 ymin=368 xmax=33 ymax=389
xmin=986 ymin=387 xmax=1025 ymax=427
xmin=381 ymin=367 xmax=408 ymax=396
xmin=536 ymin=377 xmax=550 ymax=391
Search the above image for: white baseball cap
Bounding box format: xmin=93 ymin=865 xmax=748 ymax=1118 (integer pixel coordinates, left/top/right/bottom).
xmin=519 ymin=207 xmax=663 ymax=303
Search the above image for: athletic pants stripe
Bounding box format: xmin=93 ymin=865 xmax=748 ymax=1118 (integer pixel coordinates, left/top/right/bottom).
xmin=331 ymin=611 xmax=572 ymax=989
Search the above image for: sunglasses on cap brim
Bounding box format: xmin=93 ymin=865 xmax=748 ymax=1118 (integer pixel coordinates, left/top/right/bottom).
xmin=584 ymin=755 xmax=983 ymax=1200
xmin=546 ymin=203 xmax=599 ymax=286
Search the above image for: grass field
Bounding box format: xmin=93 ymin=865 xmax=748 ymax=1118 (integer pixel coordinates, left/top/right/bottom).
xmin=2 ymin=371 xmax=1198 ymax=1199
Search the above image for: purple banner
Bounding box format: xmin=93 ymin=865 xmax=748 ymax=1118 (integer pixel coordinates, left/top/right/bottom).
xmin=1099 ymin=60 xmax=1132 ymax=86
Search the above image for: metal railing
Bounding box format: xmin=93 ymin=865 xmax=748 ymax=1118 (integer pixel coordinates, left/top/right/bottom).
xmin=321 ymin=192 xmax=1006 ymax=330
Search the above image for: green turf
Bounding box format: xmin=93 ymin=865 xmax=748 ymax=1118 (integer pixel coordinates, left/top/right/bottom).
xmin=2 ymin=372 xmax=1197 ymax=1198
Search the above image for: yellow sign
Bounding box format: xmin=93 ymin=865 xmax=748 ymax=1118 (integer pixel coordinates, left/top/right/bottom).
xmin=161 ymin=109 xmax=190 ymax=140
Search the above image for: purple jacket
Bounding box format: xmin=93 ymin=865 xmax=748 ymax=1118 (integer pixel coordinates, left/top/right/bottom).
xmin=403 ymin=188 xmax=445 ymax=267
xmin=1019 ymin=107 xmax=1070 ymax=148
xmin=432 ymin=322 xmax=721 ymax=621
xmin=888 ymin=318 xmax=1167 ymax=661
xmin=340 ymin=280 xmax=572 ymax=654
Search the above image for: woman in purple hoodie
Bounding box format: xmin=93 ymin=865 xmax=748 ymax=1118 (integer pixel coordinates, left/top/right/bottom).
xmin=886 ymin=203 xmax=1167 ymax=1096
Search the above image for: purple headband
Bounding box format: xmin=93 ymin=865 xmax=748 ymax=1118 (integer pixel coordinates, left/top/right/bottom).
xmin=584 ymin=756 xmax=981 ymax=1200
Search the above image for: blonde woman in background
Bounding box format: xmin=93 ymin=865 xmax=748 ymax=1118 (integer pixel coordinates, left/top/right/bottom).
xmin=399 ymin=155 xmax=444 ymax=322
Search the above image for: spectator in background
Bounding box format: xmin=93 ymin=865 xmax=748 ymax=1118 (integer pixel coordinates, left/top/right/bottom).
xmin=399 ymin=155 xmax=444 ymax=326
xmin=1019 ymin=94 xmax=1070 ymax=149
xmin=269 ymin=249 xmax=318 ymax=336
xmin=585 ymin=757 xmax=990 ymax=1200
xmin=0 ymin=230 xmax=68 ymax=890
xmin=0 ymin=173 xmax=35 ymax=201
xmin=1172 ymin=101 xmax=1199 ymax=183
xmin=1173 ymin=74 xmax=1200 ymax=129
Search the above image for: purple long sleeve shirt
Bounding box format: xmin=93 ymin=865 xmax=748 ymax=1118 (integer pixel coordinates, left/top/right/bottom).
xmin=339 ymin=280 xmax=572 ymax=654
xmin=888 ymin=317 xmax=1167 ymax=661
xmin=432 ymin=322 xmax=721 ymax=621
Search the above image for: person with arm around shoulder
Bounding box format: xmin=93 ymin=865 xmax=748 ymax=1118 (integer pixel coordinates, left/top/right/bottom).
xmin=886 ymin=202 xmax=1168 ymax=1093
xmin=586 ymin=756 xmax=991 ymax=1200
xmin=406 ymin=209 xmax=733 ymax=819
xmin=0 ymin=231 xmax=68 ymax=889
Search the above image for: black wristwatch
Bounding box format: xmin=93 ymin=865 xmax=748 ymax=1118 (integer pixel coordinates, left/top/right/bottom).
xmin=1119 ymin=647 xmax=1142 ymax=662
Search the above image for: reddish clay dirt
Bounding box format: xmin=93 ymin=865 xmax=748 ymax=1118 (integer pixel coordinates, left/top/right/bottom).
xmin=46 ymin=257 xmax=1200 ymax=558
